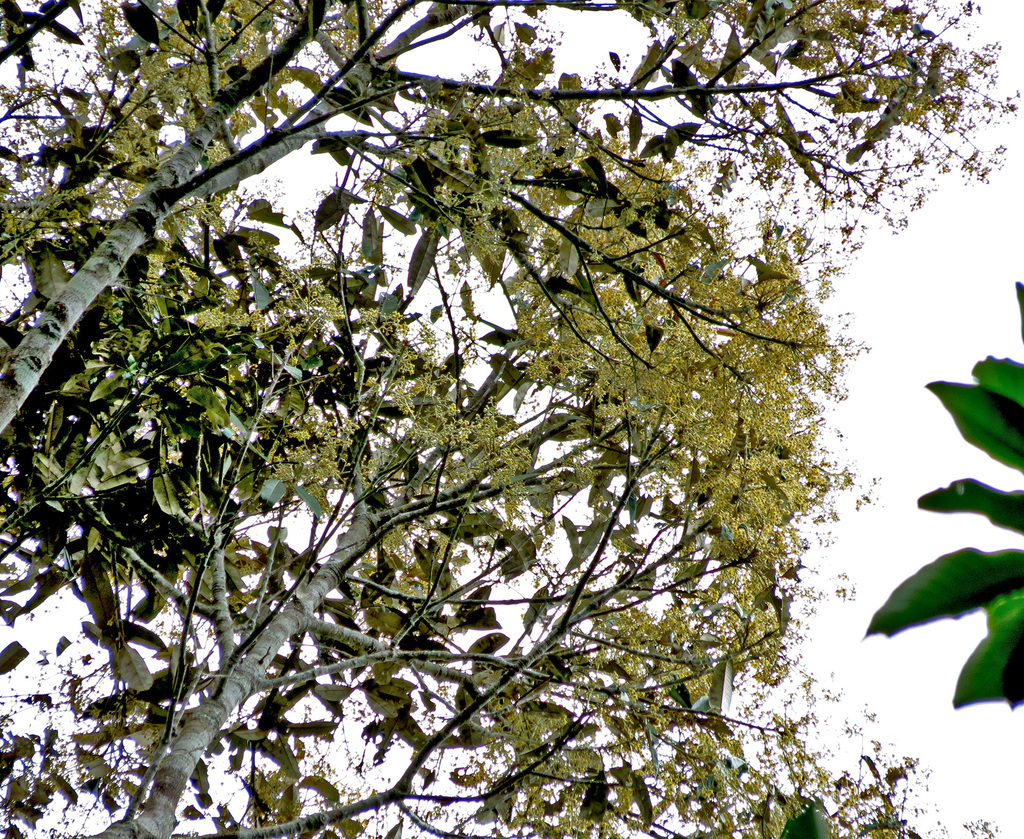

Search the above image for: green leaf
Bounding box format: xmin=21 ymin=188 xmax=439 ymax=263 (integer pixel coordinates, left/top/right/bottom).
xmin=781 ymin=802 xmax=832 ymax=839
xmin=954 ymin=590 xmax=1024 ymax=707
xmin=187 ymin=386 xmax=230 ymax=427
xmin=260 ymin=478 xmax=288 ymax=506
xmin=153 ymin=470 xmax=182 ymax=517
xmin=919 ymin=479 xmax=1024 ymax=534
xmin=296 ymin=487 xmax=323 ymax=519
xmin=1017 ymin=281 xmax=1024 ymax=346
xmin=972 ymin=357 xmax=1024 ymax=406
xmin=868 ymin=549 xmax=1024 ymax=636
xmin=251 ymin=277 xmax=270 ymax=310
xmin=928 ymin=381 xmax=1024 ymax=471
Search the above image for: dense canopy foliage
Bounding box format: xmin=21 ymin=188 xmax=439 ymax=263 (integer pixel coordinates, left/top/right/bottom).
xmin=0 ymin=1 xmax=1007 ymax=838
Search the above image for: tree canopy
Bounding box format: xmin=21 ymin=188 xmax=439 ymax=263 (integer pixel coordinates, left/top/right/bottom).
xmin=0 ymin=1 xmax=1007 ymax=838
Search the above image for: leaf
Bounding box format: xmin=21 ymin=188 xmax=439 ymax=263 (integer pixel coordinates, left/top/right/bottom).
xmin=0 ymin=641 xmax=29 ymax=675
xmin=121 ymin=2 xmax=160 ymax=43
xmin=262 ymin=735 xmax=301 ymax=780
xmin=314 ymin=188 xmax=364 ymax=233
xmin=260 ymin=478 xmax=288 ymax=507
xmin=720 ymin=27 xmax=743 ymax=83
xmin=972 ymin=356 xmax=1024 ymax=406
xmin=480 ymin=129 xmax=536 ymax=148
xmin=25 ymin=244 xmax=70 ymax=298
xmin=628 ymin=109 xmax=643 ymax=152
xmin=152 ymin=469 xmax=181 ymax=516
xmin=407 ymin=231 xmax=438 ymax=300
xmin=114 ymin=645 xmax=154 ymax=692
xmin=919 ymin=479 xmax=1024 ymax=534
xmin=645 ymin=324 xmax=663 ymax=353
xmin=1017 ymin=282 xmax=1024 ymax=345
xmin=927 ymin=382 xmax=1024 ymax=472
xmin=43 ymin=17 xmax=84 ymax=45
xmin=631 ymin=770 xmax=654 ymax=826
xmin=380 ymin=205 xmax=417 ymax=236
xmin=868 ymin=549 xmax=1024 ymax=636
xmin=312 ymin=136 xmax=353 ymax=166
xmin=954 ymin=590 xmax=1024 ymax=707
xmin=467 ymin=633 xmax=508 ymax=655
xmin=708 ymin=658 xmax=733 ymax=713
xmin=781 ymin=802 xmax=832 ymax=839
xmin=629 ymin=40 xmax=663 ymax=89
xmin=251 ymin=277 xmax=270 ymax=310
xmin=187 ymin=386 xmax=230 ymax=427
xmin=362 ymin=210 xmax=383 ymax=264
xmin=296 ymin=486 xmax=323 ymax=519
xmin=299 ymin=776 xmax=340 ymax=805
xmin=579 ymin=771 xmax=608 ymax=820
xmin=746 ymin=256 xmax=793 ymax=281
xmin=80 ymin=552 xmax=117 ymax=630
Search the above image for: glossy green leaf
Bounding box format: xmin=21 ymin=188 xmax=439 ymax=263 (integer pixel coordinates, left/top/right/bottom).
xmin=868 ymin=549 xmax=1024 ymax=636
xmin=927 ymin=381 xmax=1024 ymax=472
xmin=919 ymin=479 xmax=1024 ymax=534
xmin=954 ymin=590 xmax=1024 ymax=707
xmin=972 ymin=356 xmax=1024 ymax=406
xmin=780 ymin=802 xmax=831 ymax=839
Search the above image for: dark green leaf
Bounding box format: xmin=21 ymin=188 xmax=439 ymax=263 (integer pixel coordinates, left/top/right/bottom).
xmin=781 ymin=802 xmax=831 ymax=839
xmin=954 ymin=590 xmax=1024 ymax=707
xmin=919 ymin=479 xmax=1024 ymax=534
xmin=121 ymin=2 xmax=160 ymax=43
xmin=868 ymin=549 xmax=1024 ymax=636
xmin=480 ymin=129 xmax=536 ymax=148
xmin=1017 ymin=282 xmax=1024 ymax=346
xmin=973 ymin=356 xmax=1024 ymax=407
xmin=579 ymin=771 xmax=608 ymax=820
xmin=928 ymin=381 xmax=1024 ymax=472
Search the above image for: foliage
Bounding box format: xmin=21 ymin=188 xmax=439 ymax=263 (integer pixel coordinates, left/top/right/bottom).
xmin=870 ymin=283 xmax=1024 ymax=709
xmin=0 ymin=1 xmax=1005 ymax=838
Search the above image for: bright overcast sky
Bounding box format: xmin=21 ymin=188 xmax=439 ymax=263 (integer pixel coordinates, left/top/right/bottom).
xmin=803 ymin=3 xmax=1023 ymax=835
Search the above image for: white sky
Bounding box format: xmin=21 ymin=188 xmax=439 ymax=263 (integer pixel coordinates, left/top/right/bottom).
xmin=803 ymin=4 xmax=1024 ymax=835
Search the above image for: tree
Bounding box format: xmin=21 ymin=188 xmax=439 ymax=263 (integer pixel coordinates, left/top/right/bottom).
xmin=870 ymin=283 xmax=1024 ymax=710
xmin=0 ymin=1 xmax=1004 ymax=838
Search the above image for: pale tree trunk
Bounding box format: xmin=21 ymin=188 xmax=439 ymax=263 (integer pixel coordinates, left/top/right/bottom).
xmin=0 ymin=12 xmax=329 ymax=435
xmin=92 ymin=514 xmax=375 ymax=839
